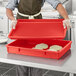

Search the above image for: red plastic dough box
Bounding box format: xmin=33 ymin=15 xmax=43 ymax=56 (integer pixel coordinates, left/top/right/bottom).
xmin=6 ymin=19 xmax=72 ymax=59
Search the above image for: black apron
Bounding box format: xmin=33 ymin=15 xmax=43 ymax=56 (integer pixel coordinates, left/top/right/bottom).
xmin=16 ymin=0 xmax=45 ymax=76
xmin=17 ymin=0 xmax=43 ymax=19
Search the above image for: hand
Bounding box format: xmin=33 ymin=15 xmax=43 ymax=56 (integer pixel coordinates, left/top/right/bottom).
xmin=63 ymin=19 xmax=71 ymax=30
xmin=11 ymin=20 xmax=17 ymax=29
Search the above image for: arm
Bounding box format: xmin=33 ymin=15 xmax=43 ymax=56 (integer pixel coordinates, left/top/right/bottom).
xmin=56 ymin=4 xmax=71 ymax=29
xmin=6 ymin=0 xmax=18 ymax=29
xmin=6 ymin=0 xmax=18 ymax=20
xmin=6 ymin=8 xmax=17 ymax=29
xmin=56 ymin=4 xmax=69 ymax=20
xmin=45 ymin=0 xmax=69 ymax=19
xmin=6 ymin=8 xmax=15 ymax=20
xmin=45 ymin=0 xmax=71 ymax=29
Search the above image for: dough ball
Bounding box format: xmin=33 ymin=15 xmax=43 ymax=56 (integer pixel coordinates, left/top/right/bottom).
xmin=33 ymin=43 xmax=48 ymax=50
xmin=35 ymin=43 xmax=48 ymax=49
xmin=33 ymin=47 xmax=44 ymax=50
xmin=48 ymin=48 xmax=57 ymax=51
xmin=49 ymin=45 xmax=62 ymax=51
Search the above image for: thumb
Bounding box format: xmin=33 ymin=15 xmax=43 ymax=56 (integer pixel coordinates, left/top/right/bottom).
xmin=11 ymin=20 xmax=17 ymax=29
xmin=63 ymin=22 xmax=66 ymax=29
xmin=13 ymin=24 xmax=16 ymax=29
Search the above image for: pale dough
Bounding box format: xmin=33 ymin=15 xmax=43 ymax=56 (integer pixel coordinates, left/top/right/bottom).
xmin=32 ymin=43 xmax=48 ymax=50
xmin=48 ymin=48 xmax=57 ymax=51
xmin=32 ymin=47 xmax=44 ymax=50
xmin=49 ymin=45 xmax=62 ymax=51
xmin=32 ymin=44 xmax=62 ymax=51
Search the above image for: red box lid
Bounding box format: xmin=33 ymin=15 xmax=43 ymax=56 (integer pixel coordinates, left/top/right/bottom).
xmin=8 ymin=19 xmax=67 ymax=40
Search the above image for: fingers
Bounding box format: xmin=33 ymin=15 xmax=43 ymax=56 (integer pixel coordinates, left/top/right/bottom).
xmin=11 ymin=20 xmax=17 ymax=29
xmin=13 ymin=24 xmax=16 ymax=29
xmin=67 ymin=25 xmax=71 ymax=30
xmin=63 ymin=19 xmax=71 ymax=30
xmin=63 ymin=23 xmax=66 ymax=29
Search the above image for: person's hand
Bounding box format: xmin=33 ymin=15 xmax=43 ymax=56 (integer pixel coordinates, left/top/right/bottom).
xmin=63 ymin=19 xmax=71 ymax=30
xmin=11 ymin=20 xmax=17 ymax=29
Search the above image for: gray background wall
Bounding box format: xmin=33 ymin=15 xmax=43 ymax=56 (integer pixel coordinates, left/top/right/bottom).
xmin=72 ymin=0 xmax=76 ymax=12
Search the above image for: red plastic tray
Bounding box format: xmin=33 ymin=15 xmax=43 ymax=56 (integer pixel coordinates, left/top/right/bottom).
xmin=6 ymin=19 xmax=72 ymax=59
xmin=6 ymin=39 xmax=72 ymax=59
xmin=8 ymin=19 xmax=66 ymax=39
